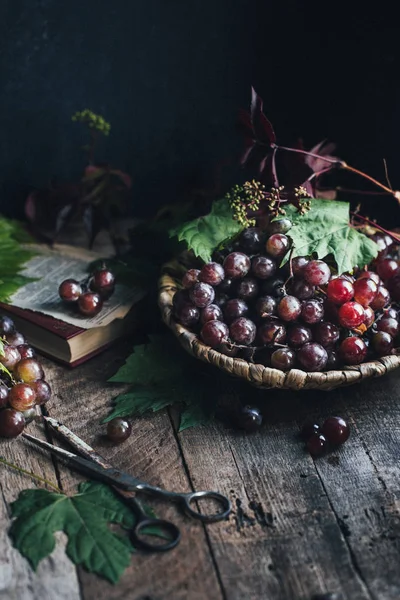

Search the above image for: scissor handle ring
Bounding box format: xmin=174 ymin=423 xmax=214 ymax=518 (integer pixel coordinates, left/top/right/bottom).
xmin=130 ymin=518 xmax=181 ymax=552
xmin=182 ymin=490 xmax=231 ymax=523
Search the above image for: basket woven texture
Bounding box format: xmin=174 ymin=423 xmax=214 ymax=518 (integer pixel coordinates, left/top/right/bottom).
xmin=158 ymin=256 xmax=400 ymax=391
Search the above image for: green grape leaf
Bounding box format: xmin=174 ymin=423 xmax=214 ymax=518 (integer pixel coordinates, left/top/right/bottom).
xmin=0 ymin=217 xmax=37 ymax=302
xmin=104 ymin=335 xmax=215 ymax=430
xmin=10 ymin=482 xmax=135 ymax=583
xmin=169 ymin=198 xmax=243 ymax=263
xmin=282 ymin=199 xmax=379 ymax=274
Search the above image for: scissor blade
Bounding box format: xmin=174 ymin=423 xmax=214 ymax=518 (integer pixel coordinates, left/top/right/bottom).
xmin=22 ymin=432 xmax=140 ymax=491
xmin=43 ymin=416 xmax=109 ymax=467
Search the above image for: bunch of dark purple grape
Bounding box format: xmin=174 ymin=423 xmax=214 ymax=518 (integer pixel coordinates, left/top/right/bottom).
xmin=173 ymin=221 xmax=400 ymax=372
xmin=58 ymin=266 xmax=115 ymax=317
xmin=0 ymin=315 xmax=51 ymax=438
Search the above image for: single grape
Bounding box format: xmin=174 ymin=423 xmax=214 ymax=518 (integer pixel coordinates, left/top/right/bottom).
xmin=289 ymin=278 xmax=315 ymax=300
xmin=5 ymin=330 xmax=26 ymax=346
xmin=301 ymin=299 xmax=324 ymax=325
xmin=377 ymin=317 xmax=399 ymax=338
xmin=229 ymin=318 xmax=256 ymax=345
xmin=384 ymin=307 xmax=399 ymax=319
xmin=266 ymin=233 xmax=290 ymax=259
xmin=312 ymin=322 xmax=340 ymax=347
xmin=321 ymin=416 xmax=350 ymax=445
xmin=301 ymin=421 xmax=320 ymax=440
xmin=287 ymin=325 xmax=312 ymax=348
xmin=297 ymin=343 xmax=328 ymax=372
xmin=235 ymin=277 xmax=259 ymax=300
xmin=0 ymin=408 xmax=25 ymax=438
xmin=239 ymin=227 xmax=265 ymax=253
xmin=363 ymin=306 xmax=375 ymax=328
xmin=326 ymin=350 xmax=338 ymax=369
xmin=0 ymin=384 xmax=9 ymax=408
xmin=217 ymin=278 xmax=234 ymax=294
xmin=23 ymin=407 xmax=38 ymax=424
xmin=90 ymin=268 xmax=115 ymax=297
xmin=353 ymin=278 xmax=378 ymax=307
xmin=268 ymin=218 xmax=292 ymax=235
xmin=58 ymin=278 xmax=82 ymax=302
xmin=200 ymin=304 xmax=223 ymax=324
xmin=303 ymin=260 xmax=331 ymax=286
xmin=17 ymin=344 xmax=36 ymax=360
xmin=376 ymin=258 xmax=399 ymax=282
xmin=357 ymin=270 xmax=380 ymax=285
xmin=14 ymin=358 xmax=44 ymax=383
xmin=0 ymin=345 xmax=21 ymax=370
xmin=189 ymin=282 xmax=215 ymax=308
xmin=8 ymin=383 xmax=37 ymax=411
xmin=33 ymin=380 xmax=52 ymax=405
xmin=371 ymin=331 xmax=393 ymax=356
xmin=339 ymin=336 xmax=367 ymax=365
xmin=214 ymin=292 xmax=229 ymax=308
xmin=175 ymin=303 xmax=200 ymax=327
xmin=292 ymin=256 xmax=309 ymax=276
xmin=172 ymin=289 xmax=190 ymax=311
xmin=0 ymin=315 xmax=15 ymax=335
xmin=182 ymin=269 xmax=200 ymax=289
xmin=258 ymin=321 xmax=286 ymax=345
xmin=106 ymin=417 xmax=132 ymax=443
xmin=235 ymin=405 xmax=263 ymax=432
xmin=370 ymin=286 xmax=390 ymax=310
xmin=223 ymin=298 xmax=249 ymax=324
xmin=255 ymin=296 xmax=277 ymax=319
xmin=326 ymin=277 xmax=354 ymax=305
xmin=223 ymin=252 xmax=251 ymax=279
xmin=338 ymin=302 xmax=365 ymax=328
xmin=262 ymin=277 xmax=286 ymax=298
xmin=372 ymin=233 xmax=389 ymax=255
xmin=271 ymin=348 xmax=295 ymax=371
xmin=306 ymin=433 xmax=328 ymax=457
xmin=199 ymin=262 xmax=225 ymax=286
xmin=78 ymin=292 xmax=103 ymax=317
xmin=277 ymin=295 xmax=302 ymax=322
xmin=251 ymin=255 xmax=276 ymax=279
xmin=201 ymin=320 xmax=229 ymax=347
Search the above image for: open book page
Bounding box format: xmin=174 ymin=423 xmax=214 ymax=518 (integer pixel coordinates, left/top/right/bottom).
xmin=8 ymin=244 xmax=146 ymax=329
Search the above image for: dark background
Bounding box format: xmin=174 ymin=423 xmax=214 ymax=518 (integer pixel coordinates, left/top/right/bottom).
xmin=1 ymin=1 xmax=400 ymax=225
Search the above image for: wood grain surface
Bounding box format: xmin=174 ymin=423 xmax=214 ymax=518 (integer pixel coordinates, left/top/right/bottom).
xmin=1 ymin=340 xmax=400 ymax=600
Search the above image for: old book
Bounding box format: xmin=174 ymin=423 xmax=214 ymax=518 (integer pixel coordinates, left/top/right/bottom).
xmin=0 ymin=244 xmax=146 ymax=366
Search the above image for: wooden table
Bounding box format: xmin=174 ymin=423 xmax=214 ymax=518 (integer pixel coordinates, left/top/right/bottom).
xmin=1 ymin=341 xmax=400 ymax=600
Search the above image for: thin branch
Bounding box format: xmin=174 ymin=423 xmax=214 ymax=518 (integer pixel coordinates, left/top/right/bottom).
xmin=0 ymin=456 xmax=63 ymax=493
xmin=383 ymin=158 xmax=393 ymax=191
xmin=350 ymin=212 xmax=400 ymax=244
xmin=271 ymin=146 xmax=279 ymax=188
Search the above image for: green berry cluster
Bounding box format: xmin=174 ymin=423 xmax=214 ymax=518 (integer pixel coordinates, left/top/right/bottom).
xmin=293 ymin=186 xmax=312 ymax=214
xmin=72 ymin=109 xmax=111 ymax=135
xmin=226 ymin=180 xmax=265 ymax=227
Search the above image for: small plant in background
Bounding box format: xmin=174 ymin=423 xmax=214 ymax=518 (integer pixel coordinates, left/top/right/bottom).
xmin=25 ymin=110 xmax=131 ymax=252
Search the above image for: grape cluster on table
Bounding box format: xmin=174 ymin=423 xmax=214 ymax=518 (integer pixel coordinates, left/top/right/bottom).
xmin=173 ymin=220 xmax=400 ymax=372
xmin=58 ymin=267 xmax=116 ymax=317
xmin=0 ymin=315 xmax=51 ymax=438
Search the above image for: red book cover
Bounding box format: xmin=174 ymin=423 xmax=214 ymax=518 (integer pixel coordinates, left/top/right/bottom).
xmin=0 ymin=302 xmax=84 ymax=340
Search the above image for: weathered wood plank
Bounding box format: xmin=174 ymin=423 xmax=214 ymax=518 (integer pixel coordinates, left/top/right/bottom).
xmin=42 ymin=345 xmax=224 ymax=600
xmin=0 ymin=417 xmax=81 ymax=600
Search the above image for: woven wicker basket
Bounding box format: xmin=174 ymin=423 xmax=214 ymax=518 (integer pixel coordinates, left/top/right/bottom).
xmin=158 ymin=256 xmax=400 ymax=391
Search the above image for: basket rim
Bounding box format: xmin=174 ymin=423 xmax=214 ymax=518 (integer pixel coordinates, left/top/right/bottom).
xmin=158 ymin=262 xmax=400 ymax=391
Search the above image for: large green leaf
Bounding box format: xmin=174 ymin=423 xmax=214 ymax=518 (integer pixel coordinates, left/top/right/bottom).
xmin=10 ymin=482 xmax=135 ymax=583
xmin=282 ymin=199 xmax=379 ymax=274
xmin=0 ymin=217 xmax=37 ymax=302
xmin=169 ymin=198 xmax=243 ymax=263
xmin=104 ymin=335 xmax=215 ymax=430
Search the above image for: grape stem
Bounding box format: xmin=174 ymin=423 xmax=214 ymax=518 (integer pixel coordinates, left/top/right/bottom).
xmin=283 ymin=247 xmax=295 ymax=290
xmin=271 ymin=143 xmax=398 ymax=198
xmin=0 ymin=456 xmax=63 ymax=493
xmin=350 ymin=212 xmax=400 ymax=244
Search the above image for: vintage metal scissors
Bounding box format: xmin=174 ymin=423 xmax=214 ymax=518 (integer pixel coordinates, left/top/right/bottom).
xmin=22 ymin=416 xmax=231 ymax=552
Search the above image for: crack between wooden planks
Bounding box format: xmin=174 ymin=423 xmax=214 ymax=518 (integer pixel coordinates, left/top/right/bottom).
xmin=167 ymin=407 xmax=228 ymax=600
xmin=228 ymin=442 xmax=252 ymax=504
xmin=348 ymin=414 xmax=389 ymax=494
xmin=311 ymin=459 xmax=375 ymax=600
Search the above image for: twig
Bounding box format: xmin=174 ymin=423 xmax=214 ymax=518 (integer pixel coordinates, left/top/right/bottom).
xmin=350 ymin=212 xmax=400 ymax=244
xmin=383 ymin=158 xmax=393 ymax=191
xmin=0 ymin=456 xmax=62 ymax=493
xmin=271 ymin=146 xmax=279 ymax=188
